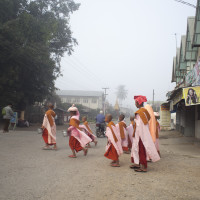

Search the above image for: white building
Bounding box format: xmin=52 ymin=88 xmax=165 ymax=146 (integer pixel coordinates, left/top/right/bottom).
xmin=56 ymin=90 xmax=104 ymax=110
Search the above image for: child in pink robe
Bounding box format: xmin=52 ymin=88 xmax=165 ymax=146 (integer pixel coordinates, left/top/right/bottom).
xmin=116 ymin=114 xmax=129 ymax=153
xmin=104 ymin=114 xmax=123 ymax=167
xmin=80 ymin=116 xmax=98 ymax=147
xmin=154 ymin=112 xmax=161 ymax=157
xmin=67 ymin=105 xmax=92 ymax=158
xmin=126 ymin=116 xmax=135 ymax=151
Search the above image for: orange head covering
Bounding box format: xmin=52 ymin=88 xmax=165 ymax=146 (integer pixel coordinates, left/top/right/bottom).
xmin=134 ymin=95 xmax=147 ymax=105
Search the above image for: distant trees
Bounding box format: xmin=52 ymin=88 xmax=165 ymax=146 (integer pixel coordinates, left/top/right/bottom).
xmin=0 ymin=0 xmax=79 ymax=118
xmin=116 ymin=85 xmax=128 ymax=106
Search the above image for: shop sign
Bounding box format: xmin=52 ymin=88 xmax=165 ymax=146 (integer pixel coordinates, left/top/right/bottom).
xmin=183 ymin=86 xmax=200 ymax=106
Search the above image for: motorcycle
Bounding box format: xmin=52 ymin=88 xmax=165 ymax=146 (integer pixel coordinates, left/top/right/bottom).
xmin=96 ymin=123 xmax=106 ymax=138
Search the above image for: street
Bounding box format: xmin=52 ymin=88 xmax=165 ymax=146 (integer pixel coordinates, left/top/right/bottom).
xmin=0 ymin=128 xmax=200 ymax=200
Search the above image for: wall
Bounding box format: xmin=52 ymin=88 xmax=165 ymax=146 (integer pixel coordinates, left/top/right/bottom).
xmin=160 ymin=110 xmax=171 ymax=130
xmin=184 ymin=106 xmax=195 ymax=137
xmin=60 ymin=96 xmax=103 ymax=110
xmin=195 ymin=105 xmax=200 ymax=139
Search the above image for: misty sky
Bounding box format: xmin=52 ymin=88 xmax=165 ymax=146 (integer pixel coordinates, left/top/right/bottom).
xmin=56 ymin=0 xmax=196 ymax=108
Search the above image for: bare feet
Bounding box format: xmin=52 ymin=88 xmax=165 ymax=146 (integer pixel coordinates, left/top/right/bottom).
xmin=68 ymin=155 xmax=77 ymax=158
xmin=94 ymin=141 xmax=98 ymax=146
xmin=84 ymin=148 xmax=88 ymax=156
xmin=111 ymin=163 xmax=120 ymax=167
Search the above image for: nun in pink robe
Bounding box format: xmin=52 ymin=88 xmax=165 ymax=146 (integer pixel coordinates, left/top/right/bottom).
xmin=67 ymin=105 xmax=92 ymax=158
xmin=130 ymin=96 xmax=160 ymax=172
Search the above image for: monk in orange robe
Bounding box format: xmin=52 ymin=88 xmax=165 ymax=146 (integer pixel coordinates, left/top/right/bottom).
xmin=42 ymin=103 xmax=57 ymax=150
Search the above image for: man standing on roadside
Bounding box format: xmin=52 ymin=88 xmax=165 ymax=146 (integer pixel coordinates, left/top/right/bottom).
xmin=2 ymin=103 xmax=14 ymax=133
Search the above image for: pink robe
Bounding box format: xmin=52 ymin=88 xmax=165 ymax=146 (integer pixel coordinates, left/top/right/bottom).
xmin=68 ymin=112 xmax=92 ymax=148
xmin=126 ymin=123 xmax=134 ymax=145
xmin=42 ymin=114 xmax=56 ymax=144
xmin=116 ymin=121 xmax=129 ymax=151
xmin=79 ymin=124 xmax=97 ymax=142
xmin=131 ymin=114 xmax=160 ymax=165
xmin=144 ymin=104 xmax=156 ymax=143
xmin=105 ymin=125 xmax=123 ymax=156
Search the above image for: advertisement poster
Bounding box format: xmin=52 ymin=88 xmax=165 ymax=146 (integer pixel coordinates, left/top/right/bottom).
xmin=183 ymin=86 xmax=200 ymax=106
xmin=185 ymin=60 xmax=200 ymax=86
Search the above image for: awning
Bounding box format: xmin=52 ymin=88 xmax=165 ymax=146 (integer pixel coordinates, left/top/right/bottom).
xmin=168 ymin=86 xmax=200 ymax=107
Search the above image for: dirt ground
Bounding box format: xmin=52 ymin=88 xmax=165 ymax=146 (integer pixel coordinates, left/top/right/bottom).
xmin=0 ymin=126 xmax=200 ymax=200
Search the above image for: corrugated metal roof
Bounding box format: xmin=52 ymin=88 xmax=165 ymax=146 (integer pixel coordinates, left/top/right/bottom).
xmin=188 ymin=17 xmax=195 ymax=44
xmin=171 ymin=57 xmax=176 ymax=83
xmin=181 ymin=35 xmax=186 ymax=59
xmin=176 ymin=48 xmax=180 ymax=67
xmin=56 ymin=90 xmax=103 ymax=97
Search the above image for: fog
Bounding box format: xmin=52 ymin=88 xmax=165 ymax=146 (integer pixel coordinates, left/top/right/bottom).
xmin=56 ymin=0 xmax=196 ymax=108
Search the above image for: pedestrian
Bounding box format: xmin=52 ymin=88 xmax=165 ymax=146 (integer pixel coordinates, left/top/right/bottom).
xmin=126 ymin=116 xmax=135 ymax=151
xmin=104 ymin=114 xmax=123 ymax=167
xmin=130 ymin=96 xmax=160 ymax=172
xmin=2 ymin=103 xmax=14 ymax=133
xmin=80 ymin=116 xmax=98 ymax=147
xmin=41 ymin=103 xmax=57 ymax=150
xmin=116 ymin=114 xmax=129 ymax=154
xmin=154 ymin=112 xmax=161 ymax=157
xmin=67 ymin=104 xmax=92 ymax=158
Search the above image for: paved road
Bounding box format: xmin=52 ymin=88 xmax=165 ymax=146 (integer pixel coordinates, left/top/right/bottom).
xmin=0 ymin=129 xmax=200 ymax=200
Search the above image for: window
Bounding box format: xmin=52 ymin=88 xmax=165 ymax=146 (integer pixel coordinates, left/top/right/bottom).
xmin=62 ymin=98 xmax=66 ymax=103
xmin=92 ymin=98 xmax=97 ymax=104
xmin=67 ymin=99 xmax=71 ymax=103
xmin=83 ymin=99 xmax=88 ymax=103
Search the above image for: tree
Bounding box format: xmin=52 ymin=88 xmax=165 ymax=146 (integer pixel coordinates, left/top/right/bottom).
xmin=0 ymin=0 xmax=80 ymax=119
xmin=116 ymin=85 xmax=128 ymax=106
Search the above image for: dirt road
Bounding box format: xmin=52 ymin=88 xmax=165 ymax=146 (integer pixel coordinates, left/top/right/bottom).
xmin=0 ymin=129 xmax=200 ymax=200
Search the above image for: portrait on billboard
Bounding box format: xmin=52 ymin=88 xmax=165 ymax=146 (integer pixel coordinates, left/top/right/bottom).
xmin=183 ymin=87 xmax=200 ymax=106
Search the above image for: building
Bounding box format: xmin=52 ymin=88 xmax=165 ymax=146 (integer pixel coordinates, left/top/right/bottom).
xmin=167 ymin=2 xmax=200 ymax=140
xmin=56 ymin=90 xmax=104 ymax=110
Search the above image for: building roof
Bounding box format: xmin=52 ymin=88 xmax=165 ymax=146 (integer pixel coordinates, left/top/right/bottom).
xmin=181 ymin=35 xmax=186 ymax=59
xmin=171 ymin=57 xmax=176 ymax=83
xmin=56 ymin=90 xmax=103 ymax=97
xmin=187 ymin=17 xmax=195 ymax=43
xmin=176 ymin=48 xmax=180 ymax=68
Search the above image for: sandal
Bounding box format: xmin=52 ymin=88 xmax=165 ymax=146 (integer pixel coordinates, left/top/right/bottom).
xmin=68 ymin=155 xmax=77 ymax=158
xmin=130 ymin=165 xmax=140 ymax=169
xmin=111 ymin=163 xmax=120 ymax=167
xmin=134 ymin=168 xmax=147 ymax=173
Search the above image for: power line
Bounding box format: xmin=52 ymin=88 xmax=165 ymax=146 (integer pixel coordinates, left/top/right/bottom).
xmin=174 ymin=0 xmax=196 ymax=8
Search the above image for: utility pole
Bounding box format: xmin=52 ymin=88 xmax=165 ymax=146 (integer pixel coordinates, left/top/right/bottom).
xmin=102 ymin=87 xmax=109 ymax=115
xmin=153 ymin=89 xmax=155 ymax=110
xmin=174 ymin=33 xmax=177 ymax=50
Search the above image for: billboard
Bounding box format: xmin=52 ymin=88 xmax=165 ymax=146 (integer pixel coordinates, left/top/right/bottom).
xmin=183 ymin=86 xmax=200 ymax=106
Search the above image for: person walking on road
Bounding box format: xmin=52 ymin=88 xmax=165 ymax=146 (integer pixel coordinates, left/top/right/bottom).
xmin=42 ymin=103 xmax=57 ymax=150
xmin=2 ymin=103 xmax=14 ymax=133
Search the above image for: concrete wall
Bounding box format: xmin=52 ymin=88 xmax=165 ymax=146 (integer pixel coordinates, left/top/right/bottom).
xmin=160 ymin=110 xmax=171 ymax=130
